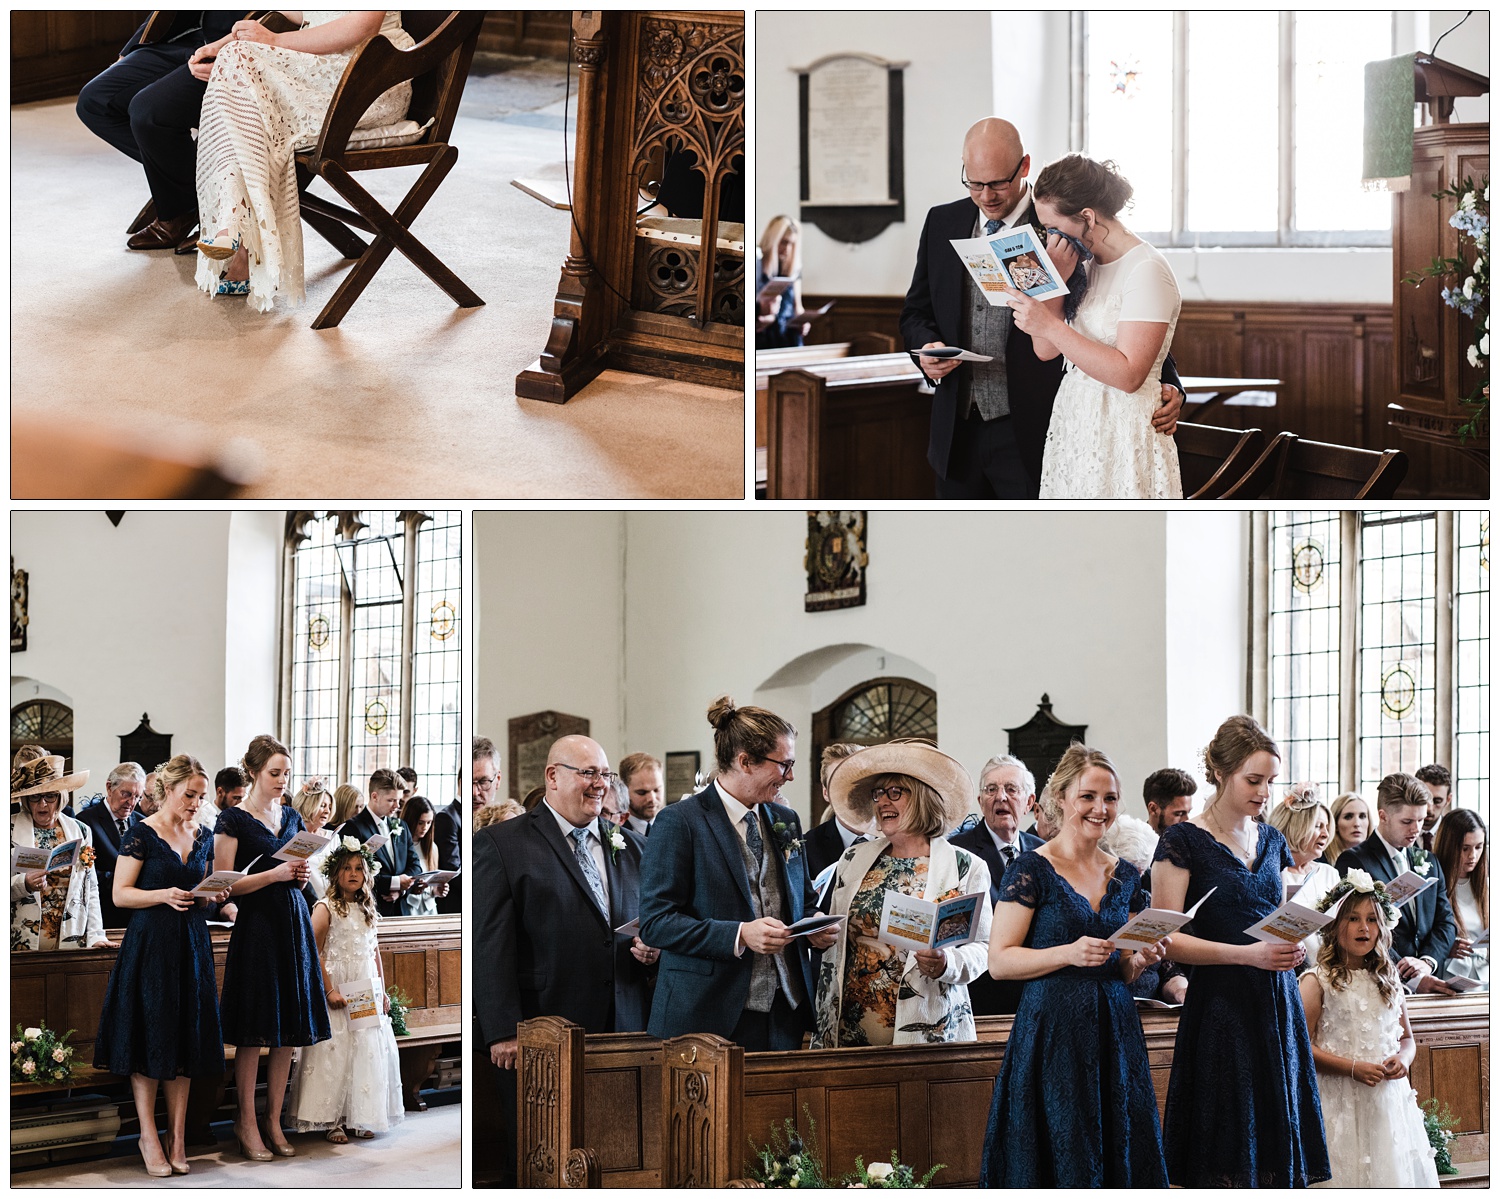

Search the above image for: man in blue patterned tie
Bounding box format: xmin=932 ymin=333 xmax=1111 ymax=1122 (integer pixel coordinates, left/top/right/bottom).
xmin=901 ymin=116 xmax=1185 ymax=499
xmin=474 ymin=734 xmax=658 ymax=1186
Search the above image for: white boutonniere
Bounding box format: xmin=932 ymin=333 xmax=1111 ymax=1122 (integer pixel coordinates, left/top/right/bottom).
xmin=1410 ymin=847 xmax=1432 ymax=876
xmin=386 ymin=815 xmax=402 ymax=838
xmin=603 ymin=822 xmax=626 ymax=864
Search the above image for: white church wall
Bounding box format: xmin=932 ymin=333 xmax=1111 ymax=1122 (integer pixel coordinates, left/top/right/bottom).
xmin=10 ymin=511 xmax=232 ymax=786
xmin=224 ymin=511 xmax=283 ymax=767
xmin=474 ymin=511 xmax=627 ymax=781
xmin=1164 ymin=511 xmax=1251 ymax=807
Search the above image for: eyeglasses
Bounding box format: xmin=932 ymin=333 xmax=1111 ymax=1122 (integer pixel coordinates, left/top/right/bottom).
xmin=961 ymin=155 xmax=1027 ymax=195
xmin=981 ymin=783 xmax=1026 ymax=800
xmin=761 ymin=756 xmax=796 ymax=778
xmin=872 ymin=785 xmax=910 ymax=803
xmin=473 ymin=774 xmax=499 ymax=792
xmin=554 ymin=763 xmax=617 ymax=786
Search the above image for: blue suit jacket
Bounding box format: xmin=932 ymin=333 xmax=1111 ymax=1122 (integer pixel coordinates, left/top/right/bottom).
xmin=949 ymin=823 xmax=1044 ymax=906
xmin=639 ymin=785 xmax=818 ymax=1041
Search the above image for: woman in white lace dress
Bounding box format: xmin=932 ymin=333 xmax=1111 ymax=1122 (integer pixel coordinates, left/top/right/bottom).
xmin=186 ymin=12 xmax=414 ymax=311
xmin=1008 ymin=155 xmax=1183 ymax=499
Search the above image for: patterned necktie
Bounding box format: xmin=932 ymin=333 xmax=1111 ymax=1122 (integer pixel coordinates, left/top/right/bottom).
xmin=1001 ymin=844 xmax=1017 ymax=871
xmin=743 ymin=810 xmax=765 ymax=870
xmin=984 ymin=218 xmax=1002 ymax=236
xmin=569 ymin=827 xmax=608 ymax=916
xmin=117 ymin=818 xmax=128 ymax=839
xmin=851 ymin=835 xmax=869 ymax=847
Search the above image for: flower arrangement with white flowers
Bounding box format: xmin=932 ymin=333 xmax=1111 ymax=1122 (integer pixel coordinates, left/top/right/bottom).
xmin=11 ymin=1023 xmax=77 ymax=1086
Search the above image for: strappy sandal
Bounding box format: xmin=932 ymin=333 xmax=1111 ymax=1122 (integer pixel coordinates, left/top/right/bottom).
xmin=326 ymin=1126 xmax=349 ymax=1145
xmin=349 ymin=1128 xmax=375 ymax=1139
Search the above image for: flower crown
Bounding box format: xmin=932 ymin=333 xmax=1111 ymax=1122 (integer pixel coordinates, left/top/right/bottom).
xmin=1281 ymin=782 xmax=1321 ymax=811
xmin=321 ymin=835 xmax=381 ymax=881
xmin=1316 ymin=868 xmax=1400 ymax=929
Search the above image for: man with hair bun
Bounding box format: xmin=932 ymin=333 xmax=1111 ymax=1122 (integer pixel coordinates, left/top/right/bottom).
xmin=901 ymin=116 xmax=1184 ymax=499
xmin=1336 ymin=772 xmax=1457 ymax=994
xmin=78 ymin=762 xmax=147 ymax=930
xmin=639 ymin=696 xmax=839 ymax=1050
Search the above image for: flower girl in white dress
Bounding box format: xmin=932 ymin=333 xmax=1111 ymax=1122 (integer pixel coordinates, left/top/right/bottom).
xmin=1300 ymin=875 xmax=1440 ymax=1188
xmin=1008 ymin=155 xmax=1182 ymax=499
xmin=289 ymin=838 xmax=404 ymax=1141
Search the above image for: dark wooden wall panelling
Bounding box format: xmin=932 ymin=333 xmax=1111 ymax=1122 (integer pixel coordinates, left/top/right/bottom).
xmin=478 ymin=12 xmax=571 ymax=59
xmin=798 ymin=294 xmax=1485 ymax=499
xmin=12 ymin=11 xmax=150 ymax=105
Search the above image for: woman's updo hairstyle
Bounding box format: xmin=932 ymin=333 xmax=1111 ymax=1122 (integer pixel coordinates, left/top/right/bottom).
xmin=707 ymin=695 xmax=797 ymax=773
xmin=1033 ymin=154 xmax=1134 ymax=221
xmin=1040 ymin=742 xmax=1120 ymax=824
xmin=242 ymin=733 xmax=291 ymax=784
xmin=152 ymin=755 xmax=208 ymax=808
xmin=1202 ymin=715 xmax=1280 ymax=800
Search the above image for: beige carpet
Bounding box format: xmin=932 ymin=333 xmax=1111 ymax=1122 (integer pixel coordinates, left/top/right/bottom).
xmin=10 ymin=96 xmax=744 ymax=499
xmin=12 ymin=1102 xmax=460 ymax=1188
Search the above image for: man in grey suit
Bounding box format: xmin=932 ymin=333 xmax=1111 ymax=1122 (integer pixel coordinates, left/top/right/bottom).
xmin=474 ymin=734 xmax=659 ymax=1186
xmin=639 ymin=696 xmax=839 ymax=1051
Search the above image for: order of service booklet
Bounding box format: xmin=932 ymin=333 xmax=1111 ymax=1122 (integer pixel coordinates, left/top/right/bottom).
xmin=1245 ymin=895 xmax=1334 ymax=945
xmin=191 ymin=854 xmax=263 ymax=895
xmin=271 ymin=829 xmax=334 ymax=862
xmin=340 ymin=977 xmax=384 ymax=1030
xmin=877 ymin=890 xmax=985 ymax=951
xmin=1109 ymin=886 xmax=1217 ymax=948
xmin=11 ymin=838 xmax=82 ymax=874
xmin=949 ymin=223 xmax=1069 ymax=307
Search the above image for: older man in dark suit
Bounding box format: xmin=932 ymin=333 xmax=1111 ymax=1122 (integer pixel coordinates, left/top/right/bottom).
xmin=475 ymin=734 xmax=657 ymax=1187
xmin=901 ymin=116 xmax=1184 ymax=498
xmin=950 ymin=754 xmax=1043 ymax=1016
xmin=639 ymin=697 xmax=839 ymax=1051
xmin=1335 ymin=772 xmax=1457 ymax=994
xmin=76 ymin=762 xmax=146 ymax=930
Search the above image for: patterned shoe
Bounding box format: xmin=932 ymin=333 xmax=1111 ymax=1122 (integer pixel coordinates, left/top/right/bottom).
xmin=216 ymin=278 xmax=250 ymax=297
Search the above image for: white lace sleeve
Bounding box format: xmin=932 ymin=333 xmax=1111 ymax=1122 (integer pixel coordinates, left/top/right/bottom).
xmin=1118 ymin=247 xmax=1180 ymax=324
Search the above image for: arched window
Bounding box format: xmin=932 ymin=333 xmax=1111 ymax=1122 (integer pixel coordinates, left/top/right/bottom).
xmin=810 ymin=677 xmax=937 ymax=822
xmin=10 ymin=699 xmax=73 ymax=766
xmin=282 ymin=512 xmax=462 ymax=793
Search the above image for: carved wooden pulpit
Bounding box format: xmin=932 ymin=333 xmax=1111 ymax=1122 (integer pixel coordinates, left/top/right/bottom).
xmin=517 ymin=11 xmax=745 ymax=403
xmin=1388 ymin=55 xmax=1489 ymax=470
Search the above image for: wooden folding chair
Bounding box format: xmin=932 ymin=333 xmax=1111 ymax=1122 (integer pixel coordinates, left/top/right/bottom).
xmin=1176 ymin=424 xmax=1266 ymax=500
xmin=294 ymin=11 xmax=486 ymax=329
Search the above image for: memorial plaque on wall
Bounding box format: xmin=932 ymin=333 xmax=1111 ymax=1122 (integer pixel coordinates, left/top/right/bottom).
xmin=795 ymin=52 xmax=906 ymax=243
xmin=1004 ymin=695 xmax=1086 ymax=798
xmin=664 ymin=751 xmax=701 ymax=804
xmin=805 ymin=511 xmax=869 ymax=612
xmin=508 ymin=710 xmax=590 ymax=800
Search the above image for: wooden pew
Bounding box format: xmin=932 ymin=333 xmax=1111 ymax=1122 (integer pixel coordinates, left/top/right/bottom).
xmin=517 ymin=995 xmax=1489 ymax=1188
xmin=11 ymin=915 xmax=461 ymax=1162
xmin=754 ymin=335 xmax=898 ymax=456
xmin=761 ymin=353 xmax=930 ymax=499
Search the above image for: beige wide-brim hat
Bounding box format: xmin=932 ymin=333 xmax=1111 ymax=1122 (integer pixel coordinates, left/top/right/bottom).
xmin=11 ymin=746 xmax=89 ymax=800
xmin=827 ymin=739 xmax=973 ymax=837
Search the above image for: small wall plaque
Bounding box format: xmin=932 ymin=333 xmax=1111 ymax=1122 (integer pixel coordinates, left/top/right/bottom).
xmin=805 ymin=511 xmax=869 ymax=612
xmin=664 ymin=750 xmax=702 ymax=804
xmin=11 ymin=558 xmax=28 ymax=652
xmin=508 ymin=710 xmax=590 ymax=800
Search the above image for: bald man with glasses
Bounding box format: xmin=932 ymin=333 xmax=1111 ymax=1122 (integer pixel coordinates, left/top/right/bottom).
xmin=901 ymin=117 xmax=1185 ymax=499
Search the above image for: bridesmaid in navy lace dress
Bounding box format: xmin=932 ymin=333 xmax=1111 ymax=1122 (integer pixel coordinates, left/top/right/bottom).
xmin=1151 ymin=715 xmax=1330 ymax=1187
xmin=95 ymin=756 xmax=230 ymax=1177
xmin=982 ymin=745 xmax=1170 ymax=1187
xmin=216 ymin=734 xmax=329 ymax=1161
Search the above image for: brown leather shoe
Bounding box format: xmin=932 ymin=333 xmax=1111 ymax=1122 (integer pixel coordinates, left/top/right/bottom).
xmin=127 ymin=213 xmax=197 ymax=251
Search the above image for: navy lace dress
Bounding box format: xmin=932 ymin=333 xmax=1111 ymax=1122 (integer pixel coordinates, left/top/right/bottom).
xmin=1153 ymin=821 xmax=1330 ymax=1187
xmin=981 ymin=853 xmax=1168 ymax=1187
xmin=216 ymin=804 xmax=331 ymax=1048
xmin=94 ymin=823 xmax=223 ymax=1079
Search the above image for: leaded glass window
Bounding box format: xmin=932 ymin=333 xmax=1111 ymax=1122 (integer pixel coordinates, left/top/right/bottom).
xmin=10 ymin=699 xmax=74 ymax=764
xmin=1259 ymin=512 xmax=1486 ymax=806
xmin=285 ymin=512 xmax=462 ymax=795
xmin=831 ymin=679 xmax=937 ymax=745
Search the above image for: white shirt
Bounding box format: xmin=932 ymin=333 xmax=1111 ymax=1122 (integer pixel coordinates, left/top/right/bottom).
xmin=715 ymin=780 xmax=764 ymax=957
xmin=545 ymin=800 xmax=609 ymax=907
xmin=626 ymin=813 xmax=652 ymax=837
xmin=985 ymin=823 xmax=1024 ymax=863
xmin=1374 ymin=828 xmax=1410 ymax=874
xmin=834 ymin=818 xmax=864 ymax=853
xmin=971 ymin=184 xmax=1032 ymax=236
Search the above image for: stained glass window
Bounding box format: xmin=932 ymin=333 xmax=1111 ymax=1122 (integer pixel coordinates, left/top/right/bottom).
xmin=1082 ymin=11 xmax=1173 ymax=233
xmin=1261 ymin=512 xmax=1484 ymax=803
xmin=1268 ymin=511 xmax=1343 ymax=796
xmin=10 ymin=699 xmax=74 ymax=764
xmin=1454 ymin=512 xmax=1490 ymax=805
xmin=286 ymin=512 xmax=462 ymax=799
xmin=832 ymin=680 xmax=938 ymax=744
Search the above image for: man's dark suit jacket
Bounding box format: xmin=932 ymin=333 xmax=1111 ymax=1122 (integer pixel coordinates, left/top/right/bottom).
xmin=433 ymin=798 xmax=462 ymax=915
xmin=344 ymin=808 xmax=426 ymax=918
xmin=76 ymin=800 xmax=143 ymax=931
xmin=804 ymin=817 xmax=851 ymax=885
xmin=1336 ymin=838 xmax=1457 ymax=974
xmin=948 ymin=823 xmax=1043 ymax=1016
xmin=900 ymin=193 xmax=1183 ymax=495
xmin=473 ymin=805 xmax=652 ymax=1046
xmin=638 ymin=786 xmax=819 ymax=1042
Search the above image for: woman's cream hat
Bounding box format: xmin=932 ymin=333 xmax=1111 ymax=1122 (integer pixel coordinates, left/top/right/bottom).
xmin=826 ymin=739 xmax=973 ymax=836
xmin=11 ymin=745 xmax=89 ymax=800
